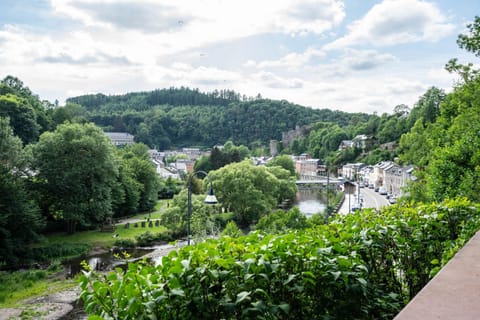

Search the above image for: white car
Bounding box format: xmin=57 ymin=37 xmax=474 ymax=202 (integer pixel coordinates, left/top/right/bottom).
xmin=378 ymin=187 xmax=387 ymax=195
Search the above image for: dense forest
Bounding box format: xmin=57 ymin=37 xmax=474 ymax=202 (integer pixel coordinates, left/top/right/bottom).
xmin=66 ymin=88 xmax=373 ymax=149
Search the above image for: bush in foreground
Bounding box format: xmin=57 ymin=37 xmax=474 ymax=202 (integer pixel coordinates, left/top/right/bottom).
xmin=80 ymin=198 xmax=480 ymax=319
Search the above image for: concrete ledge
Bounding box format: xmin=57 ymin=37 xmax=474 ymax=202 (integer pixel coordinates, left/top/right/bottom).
xmin=395 ymin=230 xmax=480 ymax=320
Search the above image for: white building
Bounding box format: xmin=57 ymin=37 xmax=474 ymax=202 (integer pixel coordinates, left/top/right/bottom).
xmin=104 ymin=132 xmax=134 ymax=146
xmin=341 ymin=163 xmax=364 ymax=180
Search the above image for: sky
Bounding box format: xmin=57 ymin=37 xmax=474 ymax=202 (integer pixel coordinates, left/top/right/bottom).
xmin=0 ymin=0 xmax=478 ymax=114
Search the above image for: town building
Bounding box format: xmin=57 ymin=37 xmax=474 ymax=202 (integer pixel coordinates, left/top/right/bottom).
xmin=104 ymin=132 xmax=134 ymax=146
xmin=341 ymin=163 xmax=365 ymax=180
xmin=384 ymin=165 xmax=415 ymax=196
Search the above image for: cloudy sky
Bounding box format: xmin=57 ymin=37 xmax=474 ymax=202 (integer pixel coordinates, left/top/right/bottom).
xmin=0 ymin=0 xmax=478 ymax=114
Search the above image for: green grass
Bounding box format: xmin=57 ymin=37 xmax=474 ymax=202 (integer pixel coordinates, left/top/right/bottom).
xmin=119 ymin=199 xmax=170 ymax=222
xmin=44 ymin=224 xmax=168 ymax=248
xmin=0 ymin=269 xmax=78 ymax=308
xmin=42 ymin=200 xmax=170 ymax=248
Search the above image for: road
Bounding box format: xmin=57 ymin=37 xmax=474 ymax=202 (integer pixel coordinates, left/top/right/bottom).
xmin=339 ymin=186 xmax=390 ymax=214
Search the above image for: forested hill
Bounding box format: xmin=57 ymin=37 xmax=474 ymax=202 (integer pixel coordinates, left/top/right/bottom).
xmin=66 ymin=88 xmax=372 ymax=149
xmin=67 ymin=87 xmax=243 ymax=111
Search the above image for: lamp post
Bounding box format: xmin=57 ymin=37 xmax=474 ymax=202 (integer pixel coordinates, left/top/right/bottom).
xmin=187 ymin=170 xmax=218 ymax=245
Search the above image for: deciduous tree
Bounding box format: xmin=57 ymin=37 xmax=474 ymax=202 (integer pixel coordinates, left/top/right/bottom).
xmin=32 ymin=123 xmax=118 ymax=233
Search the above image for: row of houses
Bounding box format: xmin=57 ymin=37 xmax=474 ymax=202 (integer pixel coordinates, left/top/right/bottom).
xmin=341 ymin=161 xmax=414 ymax=197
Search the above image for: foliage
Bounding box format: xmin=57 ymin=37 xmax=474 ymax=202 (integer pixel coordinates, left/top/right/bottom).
xmin=208 ymin=160 xmax=297 ymax=227
xmin=399 ymin=19 xmax=480 ymax=203
xmin=135 ymin=231 xmax=160 ymax=246
xmin=220 ymin=221 xmax=243 ymax=238
xmin=255 ymin=207 xmax=309 ymax=233
xmin=0 ymin=94 xmax=40 ymax=144
xmin=119 ymin=144 xmax=160 ymax=212
xmin=195 ymin=143 xmax=251 ymax=173
xmin=80 ymin=198 xmax=480 ymax=319
xmin=160 ymin=190 xmax=218 ymax=239
xmin=446 ymin=16 xmax=480 ymax=82
xmin=266 ymin=155 xmax=296 ymax=176
xmin=0 ymin=117 xmax=45 ymax=268
xmin=68 ymin=88 xmax=375 ymax=149
xmin=0 ymin=76 xmax=52 ymax=144
xmin=158 ymin=177 xmax=182 ymax=199
xmin=27 ymin=243 xmax=90 ymax=262
xmin=31 ymin=122 xmax=119 ymax=234
xmin=114 ymin=238 xmax=136 ymax=248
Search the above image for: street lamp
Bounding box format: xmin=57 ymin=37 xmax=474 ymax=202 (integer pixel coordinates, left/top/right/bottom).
xmin=187 ymin=170 xmax=218 ymax=245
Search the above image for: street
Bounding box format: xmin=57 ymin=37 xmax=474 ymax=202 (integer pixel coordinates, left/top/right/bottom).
xmin=339 ymin=185 xmax=390 ymax=214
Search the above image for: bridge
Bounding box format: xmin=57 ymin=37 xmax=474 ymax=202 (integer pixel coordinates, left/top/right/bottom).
xmin=297 ymin=176 xmax=344 ymax=190
xmin=296 ymin=175 xmax=343 ymax=185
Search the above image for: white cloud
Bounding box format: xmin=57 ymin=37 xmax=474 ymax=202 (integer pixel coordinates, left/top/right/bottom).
xmin=252 ymin=71 xmax=304 ymax=89
xmin=246 ymin=48 xmax=326 ymax=69
xmin=325 ymin=0 xmax=455 ymax=50
xmin=340 ymin=49 xmax=396 ymax=70
xmin=49 ymin=0 xmax=345 ymax=55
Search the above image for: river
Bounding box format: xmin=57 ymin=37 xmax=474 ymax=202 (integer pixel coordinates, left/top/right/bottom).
xmin=294 ymin=189 xmax=328 ymax=217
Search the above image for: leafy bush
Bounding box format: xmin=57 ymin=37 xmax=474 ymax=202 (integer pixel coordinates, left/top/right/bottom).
xmin=214 ymin=212 xmax=235 ymax=230
xmin=134 ymin=231 xmax=157 ymax=247
xmin=134 ymin=230 xmax=175 ymax=247
xmin=255 ymin=207 xmax=310 ymax=233
xmin=80 ymin=198 xmax=480 ymax=319
xmin=114 ymin=238 xmax=136 ymax=248
xmin=28 ymin=243 xmax=91 ymax=262
xmin=220 ymin=221 xmax=243 ymax=238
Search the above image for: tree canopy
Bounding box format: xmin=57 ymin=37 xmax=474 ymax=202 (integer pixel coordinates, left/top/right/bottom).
xmin=0 ymin=117 xmax=44 ymax=268
xmin=208 ymin=160 xmax=297 ymax=227
xmin=31 ymin=123 xmax=119 ymax=234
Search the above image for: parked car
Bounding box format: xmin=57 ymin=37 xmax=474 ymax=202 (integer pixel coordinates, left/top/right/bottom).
xmin=389 ymin=197 xmax=397 ymax=204
xmin=368 ymin=184 xmax=374 ymax=189
xmin=374 ymin=186 xmax=379 ymax=192
xmin=379 ymin=187 xmax=387 ymax=195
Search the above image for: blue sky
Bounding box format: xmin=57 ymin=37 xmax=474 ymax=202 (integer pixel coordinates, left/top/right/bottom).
xmin=0 ymin=0 xmax=478 ymax=114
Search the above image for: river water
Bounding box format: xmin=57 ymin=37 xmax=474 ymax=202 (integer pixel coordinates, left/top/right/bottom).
xmin=294 ymin=189 xmax=328 ymax=217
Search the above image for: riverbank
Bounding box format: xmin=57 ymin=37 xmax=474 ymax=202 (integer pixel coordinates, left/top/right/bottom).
xmin=0 ymin=287 xmax=81 ymax=320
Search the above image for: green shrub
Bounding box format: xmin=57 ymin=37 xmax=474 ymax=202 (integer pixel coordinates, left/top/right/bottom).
xmin=80 ymin=198 xmax=479 ymax=319
xmin=114 ymin=238 xmax=136 ymax=248
xmin=214 ymin=212 xmax=235 ymax=229
xmin=29 ymin=243 xmax=90 ymax=262
xmin=135 ymin=231 xmax=157 ymax=247
xmin=220 ymin=221 xmax=243 ymax=238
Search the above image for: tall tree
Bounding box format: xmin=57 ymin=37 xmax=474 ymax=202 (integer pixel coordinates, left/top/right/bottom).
xmin=121 ymin=144 xmax=159 ymax=212
xmin=0 ymin=94 xmax=40 ymax=144
xmin=32 ymin=123 xmax=118 ymax=234
xmin=0 ymin=117 xmax=44 ymax=267
xmin=209 ymin=160 xmax=297 ymax=227
xmin=267 ymin=155 xmax=296 ymax=176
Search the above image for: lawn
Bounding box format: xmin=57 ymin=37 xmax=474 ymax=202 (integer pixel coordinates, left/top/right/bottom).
xmin=42 ymin=200 xmax=171 ymax=248
xmin=117 ymin=199 xmax=170 ymax=222
xmin=43 ymin=223 xmax=168 ymax=248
